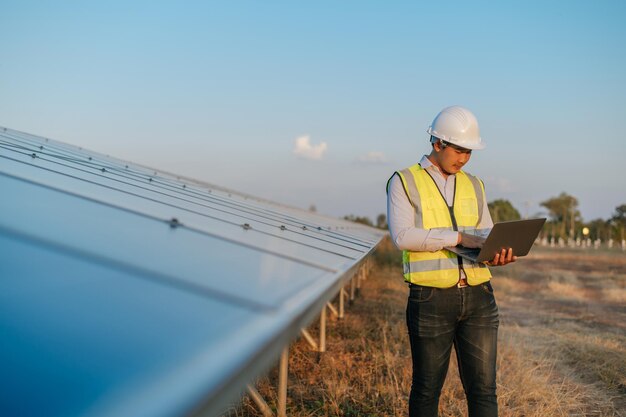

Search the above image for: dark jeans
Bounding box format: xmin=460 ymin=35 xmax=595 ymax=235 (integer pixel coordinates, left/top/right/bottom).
xmin=406 ymin=282 xmax=499 ymax=417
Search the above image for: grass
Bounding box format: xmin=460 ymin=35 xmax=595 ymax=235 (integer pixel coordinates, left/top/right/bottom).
xmin=224 ymin=238 xmax=626 ymax=416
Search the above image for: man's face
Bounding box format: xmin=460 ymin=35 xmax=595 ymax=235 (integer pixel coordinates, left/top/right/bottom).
xmin=433 ymin=140 xmax=472 ymax=175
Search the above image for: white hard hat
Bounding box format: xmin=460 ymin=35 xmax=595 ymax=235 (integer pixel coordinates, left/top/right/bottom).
xmin=427 ymin=106 xmax=486 ymax=150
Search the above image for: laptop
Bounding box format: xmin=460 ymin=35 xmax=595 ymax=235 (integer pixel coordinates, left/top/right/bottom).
xmin=446 ymin=218 xmax=546 ymax=263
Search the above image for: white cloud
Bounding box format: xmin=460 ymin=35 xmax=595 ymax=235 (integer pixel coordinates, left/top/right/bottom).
xmin=358 ymin=151 xmax=389 ymax=164
xmin=293 ymin=135 xmax=328 ymax=160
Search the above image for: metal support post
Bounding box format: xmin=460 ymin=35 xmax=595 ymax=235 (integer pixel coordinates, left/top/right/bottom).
xmin=350 ymin=276 xmax=356 ymax=303
xmin=319 ymin=305 xmax=326 ymax=353
xmin=278 ymin=347 xmax=288 ymax=417
xmin=326 ymin=301 xmax=338 ymax=317
xmin=339 ymin=288 xmax=345 ymax=319
xmin=246 ymin=384 xmax=274 ymax=417
xmin=300 ymin=329 xmax=318 ymax=351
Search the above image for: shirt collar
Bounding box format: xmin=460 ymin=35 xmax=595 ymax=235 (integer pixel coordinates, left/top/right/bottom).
xmin=419 ymin=155 xmax=455 ymax=179
xmin=419 ymin=155 xmax=433 ymax=169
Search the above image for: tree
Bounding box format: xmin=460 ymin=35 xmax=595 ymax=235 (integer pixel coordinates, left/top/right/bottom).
xmin=376 ymin=213 xmax=387 ymax=229
xmin=611 ymin=204 xmax=626 ymax=226
xmin=540 ymin=192 xmax=581 ymax=239
xmin=343 ymin=214 xmax=374 ymax=227
xmin=585 ymin=218 xmax=610 ymax=241
xmin=610 ymin=204 xmax=626 ymax=241
xmin=487 ymin=199 xmax=521 ymax=223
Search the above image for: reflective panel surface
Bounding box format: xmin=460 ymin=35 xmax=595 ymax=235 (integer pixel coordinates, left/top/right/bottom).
xmin=0 ymin=126 xmax=385 ymax=417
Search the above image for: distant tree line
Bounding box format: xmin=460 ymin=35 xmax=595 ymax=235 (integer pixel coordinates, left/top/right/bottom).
xmin=342 ymin=194 xmax=626 ymax=242
xmin=538 ymin=193 xmax=625 ymax=242
xmin=487 ymin=199 xmax=521 ymax=222
xmin=343 ymin=214 xmax=387 ymax=229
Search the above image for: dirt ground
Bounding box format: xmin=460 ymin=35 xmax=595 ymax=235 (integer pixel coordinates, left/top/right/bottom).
xmin=495 ymin=246 xmax=626 ymax=416
xmin=225 ymin=242 xmax=626 ymax=416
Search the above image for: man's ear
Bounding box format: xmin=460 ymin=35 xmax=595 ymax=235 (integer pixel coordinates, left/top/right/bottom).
xmin=432 ymin=140 xmax=443 ymax=152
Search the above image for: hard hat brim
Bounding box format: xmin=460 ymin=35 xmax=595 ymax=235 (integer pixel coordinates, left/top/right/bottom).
xmin=455 ymin=140 xmax=486 ymax=150
xmin=427 ymin=128 xmax=486 ymax=150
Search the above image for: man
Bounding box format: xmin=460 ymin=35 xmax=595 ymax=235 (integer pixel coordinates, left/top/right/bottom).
xmin=386 ymin=106 xmax=515 ymax=417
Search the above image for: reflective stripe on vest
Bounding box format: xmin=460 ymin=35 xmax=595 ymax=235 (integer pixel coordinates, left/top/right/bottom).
xmin=395 ymin=164 xmax=492 ymax=287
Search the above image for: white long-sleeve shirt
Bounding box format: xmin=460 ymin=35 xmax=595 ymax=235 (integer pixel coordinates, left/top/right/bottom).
xmin=387 ymin=155 xmax=493 ymax=252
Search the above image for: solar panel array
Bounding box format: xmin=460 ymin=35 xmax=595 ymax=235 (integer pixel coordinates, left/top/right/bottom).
xmin=0 ymin=127 xmax=385 ymax=417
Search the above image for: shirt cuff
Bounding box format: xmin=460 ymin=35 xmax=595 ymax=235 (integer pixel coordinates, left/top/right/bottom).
xmin=441 ymin=230 xmax=460 ymax=247
xmin=427 ymin=229 xmax=460 ymax=249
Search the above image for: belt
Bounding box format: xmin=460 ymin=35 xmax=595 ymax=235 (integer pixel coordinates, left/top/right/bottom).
xmin=408 ymin=279 xmax=469 ymax=289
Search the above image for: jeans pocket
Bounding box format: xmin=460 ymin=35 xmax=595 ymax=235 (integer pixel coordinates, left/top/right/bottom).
xmin=480 ymin=281 xmax=495 ymax=295
xmin=409 ymin=285 xmax=435 ymax=302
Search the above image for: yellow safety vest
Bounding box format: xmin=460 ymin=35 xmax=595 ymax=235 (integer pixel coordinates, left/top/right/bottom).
xmin=389 ymin=163 xmax=492 ymax=287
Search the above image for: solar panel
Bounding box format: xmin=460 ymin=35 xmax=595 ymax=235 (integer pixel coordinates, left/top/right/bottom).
xmin=0 ymin=126 xmax=385 ymax=417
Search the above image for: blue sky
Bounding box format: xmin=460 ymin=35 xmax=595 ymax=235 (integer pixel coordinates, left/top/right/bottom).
xmin=2 ymin=1 xmax=625 ymax=222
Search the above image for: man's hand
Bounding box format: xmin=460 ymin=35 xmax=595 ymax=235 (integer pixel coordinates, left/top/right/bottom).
xmin=457 ymin=232 xmax=485 ymax=249
xmin=485 ymin=248 xmax=517 ymax=266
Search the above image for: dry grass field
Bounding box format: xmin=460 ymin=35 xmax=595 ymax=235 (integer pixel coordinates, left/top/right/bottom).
xmin=225 ymin=238 xmax=626 ymax=416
